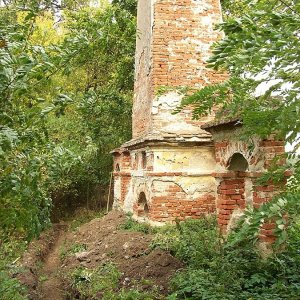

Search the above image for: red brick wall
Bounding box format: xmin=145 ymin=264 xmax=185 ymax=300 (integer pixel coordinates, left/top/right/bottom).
xmin=260 ymin=140 xmax=285 ymax=168
xmin=147 ymin=182 xmax=215 ymax=222
xmin=120 ymin=175 xmax=131 ymax=205
xmin=121 ymin=152 xmax=131 ymax=170
xmin=212 ymin=136 xmax=286 ymax=237
xmin=132 ymin=0 xmax=227 ymax=138
xmin=217 ymin=178 xmax=245 ymax=232
xmin=152 ymin=0 xmax=226 ymax=89
xmin=150 ymin=195 xmax=216 ymax=222
xmin=130 ymin=178 xmax=216 ymax=222
xmin=113 ymin=152 xmax=132 ymax=207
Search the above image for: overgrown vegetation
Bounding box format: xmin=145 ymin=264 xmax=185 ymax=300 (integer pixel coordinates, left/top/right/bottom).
xmin=67 ymin=262 xmax=162 ymax=300
xmin=1 ymin=0 xmax=300 ymax=298
xmin=60 ymin=242 xmax=87 ymax=260
xmin=0 ymin=0 xmax=135 ymax=240
xmin=117 ymin=214 xmax=157 ymax=234
xmin=0 ymin=238 xmax=28 ymax=299
xmin=150 ymin=217 xmax=300 ymax=299
xmin=67 ymin=208 xmax=105 ymax=231
xmin=0 ymin=0 xmax=135 ymax=295
xmin=170 ymin=1 xmax=300 ymax=298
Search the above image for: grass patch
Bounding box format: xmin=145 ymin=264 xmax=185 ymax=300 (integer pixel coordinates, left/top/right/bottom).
xmin=60 ymin=242 xmax=87 ymax=260
xmin=67 ymin=208 xmax=105 ymax=231
xmin=0 ymin=236 xmax=28 ymax=300
xmin=68 ymin=262 xmax=163 ymax=300
xmin=70 ymin=262 xmax=120 ymax=297
xmin=118 ymin=214 xmax=157 ymax=234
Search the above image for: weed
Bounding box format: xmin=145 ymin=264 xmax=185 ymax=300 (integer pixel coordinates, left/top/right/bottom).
xmin=68 ymin=262 xmax=164 ymax=299
xmin=118 ymin=215 xmax=156 ymax=234
xmin=39 ymin=275 xmax=48 ymax=283
xmin=108 ymin=287 xmax=162 ymax=300
xmin=150 ymin=224 xmax=180 ymax=252
xmin=68 ymin=209 xmax=105 ymax=231
xmin=0 ymin=237 xmax=28 ymax=300
xmin=164 ymin=216 xmax=300 ymax=300
xmin=60 ymin=243 xmax=87 ymax=260
xmin=69 ymin=262 xmax=121 ymax=298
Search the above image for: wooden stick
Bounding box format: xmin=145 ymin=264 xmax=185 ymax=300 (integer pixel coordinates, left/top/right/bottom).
xmin=106 ymin=172 xmax=113 ymax=213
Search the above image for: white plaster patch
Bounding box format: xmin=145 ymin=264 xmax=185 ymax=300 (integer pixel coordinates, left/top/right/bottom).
xmin=153 ymin=147 xmax=215 ymax=173
xmin=162 ymin=122 xmax=202 ymax=135
xmin=123 ymin=179 xmax=136 ymax=212
xmin=177 ymin=177 xmax=216 ymax=197
xmin=152 ymin=93 xmax=211 ymax=137
xmin=201 ymin=16 xmax=212 ymax=26
xmin=244 ymin=178 xmax=253 ymax=207
xmin=153 ymin=92 xmax=182 ymax=109
xmin=113 ymin=177 xmax=121 ymax=209
xmin=189 ymin=58 xmax=198 ymax=64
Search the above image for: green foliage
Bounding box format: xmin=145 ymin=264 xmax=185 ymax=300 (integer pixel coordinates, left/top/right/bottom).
xmin=228 ymin=196 xmax=288 ymax=246
xmin=116 ymin=285 xmax=161 ymax=299
xmin=68 ymin=209 xmax=105 ymax=231
xmin=183 ymin=0 xmax=300 ymax=148
xmin=60 ymin=242 xmax=87 ymax=260
xmin=118 ymin=215 xmax=155 ymax=234
xmin=70 ymin=262 xmax=121 ymax=298
xmin=0 ymin=3 xmax=75 ymax=238
xmin=69 ymin=262 xmax=161 ymax=300
xmin=0 ymin=238 xmax=28 ymax=300
xmin=112 ymin=0 xmax=137 ymax=15
xmin=150 ymin=224 xmax=180 ymax=252
xmin=152 ymin=217 xmax=221 ymax=266
xmin=161 ymin=217 xmax=300 ymax=300
xmin=0 ymin=0 xmax=136 ymax=238
xmin=0 ymin=272 xmax=28 ymax=300
xmin=46 ymin=0 xmax=136 ymax=201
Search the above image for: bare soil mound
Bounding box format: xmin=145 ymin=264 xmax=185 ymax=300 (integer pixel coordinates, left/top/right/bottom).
xmin=19 ymin=211 xmax=183 ymax=299
xmin=61 ymin=211 xmax=183 ymax=296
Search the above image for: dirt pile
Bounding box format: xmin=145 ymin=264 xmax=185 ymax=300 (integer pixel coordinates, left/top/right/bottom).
xmin=61 ymin=211 xmax=183 ymax=295
xmin=19 ymin=211 xmax=183 ymax=299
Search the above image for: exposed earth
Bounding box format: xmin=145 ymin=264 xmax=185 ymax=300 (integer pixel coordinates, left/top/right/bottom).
xmin=18 ymin=211 xmax=183 ymax=299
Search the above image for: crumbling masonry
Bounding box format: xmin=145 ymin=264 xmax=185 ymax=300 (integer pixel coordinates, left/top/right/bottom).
xmin=111 ymin=0 xmax=285 ymax=238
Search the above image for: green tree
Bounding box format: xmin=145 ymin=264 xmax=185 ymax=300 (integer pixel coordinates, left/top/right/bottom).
xmin=0 ymin=2 xmax=74 ymax=238
xmin=46 ymin=0 xmax=136 ymax=212
xmin=0 ymin=0 xmax=136 ymax=237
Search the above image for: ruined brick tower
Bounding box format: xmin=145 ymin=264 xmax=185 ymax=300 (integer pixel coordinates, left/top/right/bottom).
xmin=112 ymin=0 xmax=286 ymax=236
xmin=111 ymin=0 xmax=227 ymax=224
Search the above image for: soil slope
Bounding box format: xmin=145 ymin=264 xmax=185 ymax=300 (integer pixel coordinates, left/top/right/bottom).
xmin=19 ymin=211 xmax=183 ymax=299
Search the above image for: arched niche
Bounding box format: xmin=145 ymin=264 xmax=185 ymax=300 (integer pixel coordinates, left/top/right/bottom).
xmin=115 ymin=163 xmax=120 ymax=172
xmin=141 ymin=151 xmax=147 ymax=169
xmin=137 ymin=192 xmax=149 ymax=216
xmin=227 ymin=153 xmax=249 ymax=172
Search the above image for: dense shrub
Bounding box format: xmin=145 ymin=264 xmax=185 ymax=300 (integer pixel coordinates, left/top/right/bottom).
xmin=0 ymin=238 xmax=28 ymax=299
xmin=154 ymin=217 xmax=300 ymax=300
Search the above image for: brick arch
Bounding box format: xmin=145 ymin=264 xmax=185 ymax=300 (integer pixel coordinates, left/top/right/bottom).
xmin=137 ymin=191 xmax=149 ymax=217
xmin=227 ymin=152 xmax=249 ymax=172
xmin=216 ymin=139 xmax=264 ymax=172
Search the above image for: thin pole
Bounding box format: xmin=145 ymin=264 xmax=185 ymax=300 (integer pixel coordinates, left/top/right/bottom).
xmin=106 ymin=172 xmax=113 ymax=213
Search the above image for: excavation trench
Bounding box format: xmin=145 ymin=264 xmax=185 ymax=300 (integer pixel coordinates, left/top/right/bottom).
xmin=38 ymin=229 xmax=67 ymax=300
